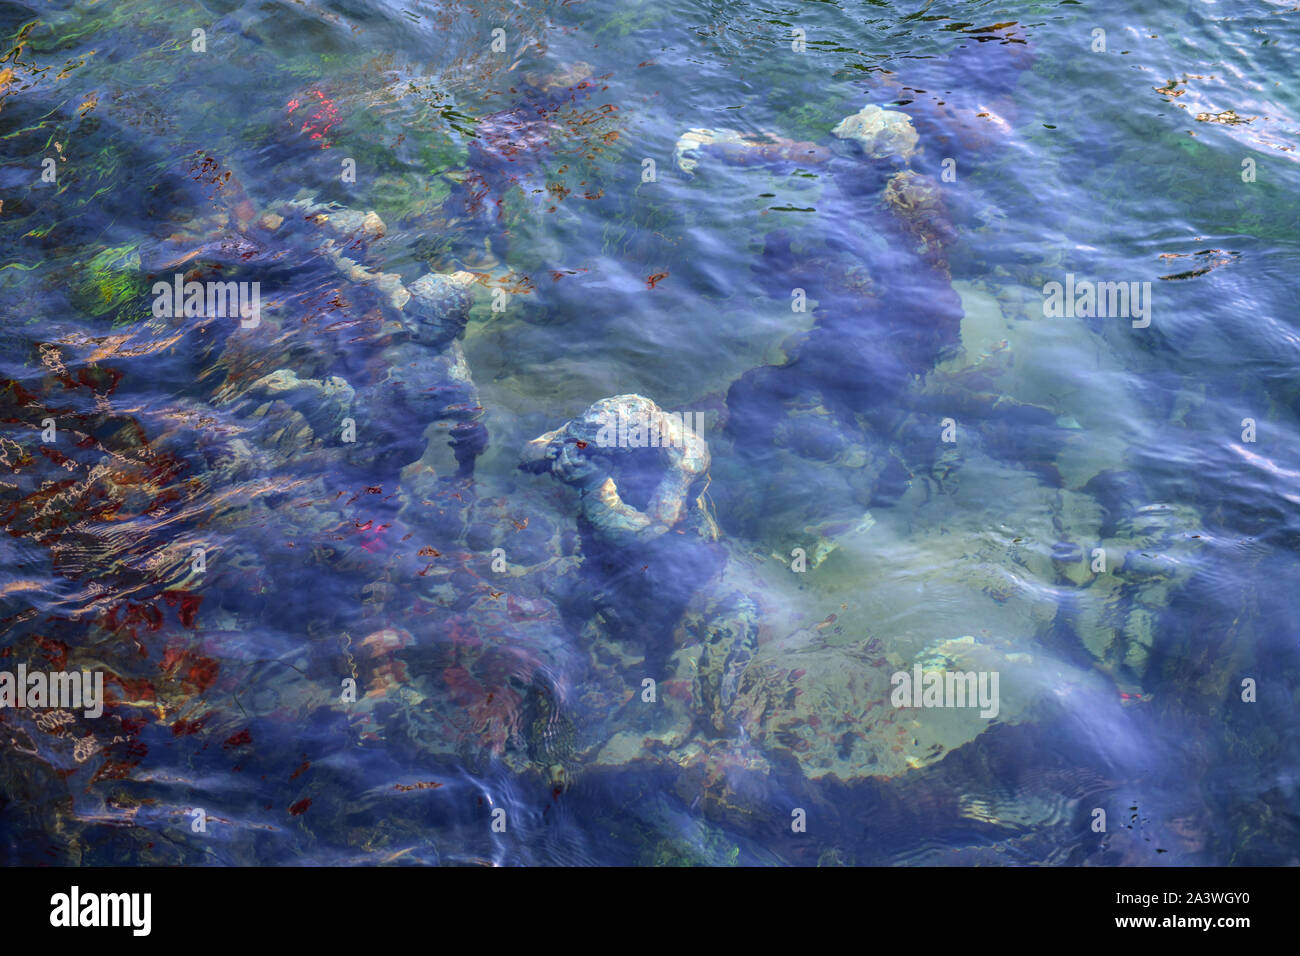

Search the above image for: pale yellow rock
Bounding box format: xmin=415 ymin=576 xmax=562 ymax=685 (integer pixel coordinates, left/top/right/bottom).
xmin=832 ymin=105 xmax=919 ymax=160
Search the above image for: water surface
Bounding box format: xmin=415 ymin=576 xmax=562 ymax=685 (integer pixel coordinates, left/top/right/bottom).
xmin=2 ymin=0 xmax=1299 ymax=866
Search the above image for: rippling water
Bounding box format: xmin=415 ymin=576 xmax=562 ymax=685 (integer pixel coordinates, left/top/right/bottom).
xmin=2 ymin=0 xmax=1299 ymax=866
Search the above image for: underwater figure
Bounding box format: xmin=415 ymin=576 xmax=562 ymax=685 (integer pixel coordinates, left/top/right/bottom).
xmin=669 ymin=89 xmax=1027 ymax=555
xmin=670 ymin=37 xmax=1033 ymax=521
xmin=520 ymin=394 xmax=761 ymax=735
xmin=330 ymin=256 xmax=487 ymax=478
xmin=145 ymin=179 xmax=491 ymax=479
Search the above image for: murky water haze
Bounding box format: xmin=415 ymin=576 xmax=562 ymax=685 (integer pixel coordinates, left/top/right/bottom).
xmin=1 ymin=0 xmax=1298 ymax=866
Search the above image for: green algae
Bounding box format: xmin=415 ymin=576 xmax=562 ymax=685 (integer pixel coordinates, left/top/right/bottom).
xmin=72 ymin=243 xmax=147 ymax=322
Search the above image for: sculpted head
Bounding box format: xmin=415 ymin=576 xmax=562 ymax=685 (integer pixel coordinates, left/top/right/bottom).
xmin=400 ymin=270 xmax=476 ymax=346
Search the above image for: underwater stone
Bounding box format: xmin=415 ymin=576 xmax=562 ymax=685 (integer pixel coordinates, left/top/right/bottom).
xmin=774 ymin=411 xmax=849 ymax=463
xmin=832 ymin=105 xmax=920 ymax=161
xmin=280 ymin=198 xmax=387 ymax=242
xmin=882 ymin=170 xmax=955 ymax=265
xmin=244 ymin=368 xmax=355 ymax=436
xmin=674 ymin=128 xmax=831 ymax=176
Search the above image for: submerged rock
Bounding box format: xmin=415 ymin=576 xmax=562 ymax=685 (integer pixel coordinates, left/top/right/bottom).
xmin=674 ymin=128 xmax=831 ymax=177
xmin=242 ymin=368 xmax=355 ymax=438
xmin=882 ymin=169 xmax=955 ymax=268
xmin=831 ymin=104 xmax=920 ymax=161
xmin=1067 ymin=499 xmax=1204 ymax=686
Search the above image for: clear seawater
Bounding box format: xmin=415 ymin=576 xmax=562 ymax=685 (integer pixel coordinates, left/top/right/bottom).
xmin=1 ymin=0 xmax=1298 ymax=866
